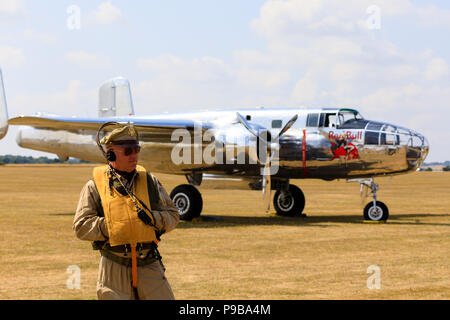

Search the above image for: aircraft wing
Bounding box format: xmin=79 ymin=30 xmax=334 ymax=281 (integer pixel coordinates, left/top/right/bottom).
xmin=8 ymin=114 xmax=213 ymax=143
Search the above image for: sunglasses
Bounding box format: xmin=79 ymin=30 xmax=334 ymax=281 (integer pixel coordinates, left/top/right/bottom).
xmin=114 ymin=146 xmax=141 ymax=156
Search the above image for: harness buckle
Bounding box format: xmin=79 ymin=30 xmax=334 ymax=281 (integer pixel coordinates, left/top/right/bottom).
xmin=138 ymin=243 xmax=144 ymax=258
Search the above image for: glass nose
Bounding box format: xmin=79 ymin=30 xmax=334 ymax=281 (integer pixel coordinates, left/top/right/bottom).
xmin=366 ymin=122 xmax=429 ymax=168
xmin=399 ymin=127 xmax=429 ymax=167
xmin=418 ymin=134 xmax=430 ymax=164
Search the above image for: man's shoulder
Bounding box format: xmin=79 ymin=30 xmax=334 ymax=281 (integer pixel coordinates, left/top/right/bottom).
xmin=85 ymin=178 xmax=96 ymax=188
xmin=82 ymin=179 xmax=100 ymax=196
xmin=146 ymin=172 xmax=165 ymax=189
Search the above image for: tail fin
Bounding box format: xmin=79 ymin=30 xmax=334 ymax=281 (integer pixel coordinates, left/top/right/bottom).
xmin=0 ymin=68 xmax=8 ymax=139
xmin=98 ymin=77 xmax=135 ymax=117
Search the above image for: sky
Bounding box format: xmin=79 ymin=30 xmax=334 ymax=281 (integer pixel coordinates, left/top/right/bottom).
xmin=0 ymin=0 xmax=449 ymax=162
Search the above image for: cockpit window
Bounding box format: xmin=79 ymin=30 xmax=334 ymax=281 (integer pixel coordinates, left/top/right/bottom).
xmin=272 ymin=120 xmax=282 ymax=128
xmin=367 ymin=122 xmax=383 ymax=131
xmin=366 ymin=123 xmax=401 ymax=145
xmin=380 ymin=133 xmax=399 ymax=145
xmin=318 ymin=113 xmax=325 ymax=127
xmin=324 ymin=113 xmax=337 ymax=128
xmin=306 ymin=113 xmax=319 ymax=127
xmin=338 ymin=110 xmax=363 ymax=127
xmin=365 ymin=131 xmax=379 ymax=145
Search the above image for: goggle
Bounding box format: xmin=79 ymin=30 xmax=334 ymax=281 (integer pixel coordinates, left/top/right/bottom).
xmin=115 ymin=146 xmax=141 ymax=156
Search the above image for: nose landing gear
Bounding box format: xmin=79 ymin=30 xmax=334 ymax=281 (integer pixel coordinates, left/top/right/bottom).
xmin=350 ymin=178 xmax=389 ymax=221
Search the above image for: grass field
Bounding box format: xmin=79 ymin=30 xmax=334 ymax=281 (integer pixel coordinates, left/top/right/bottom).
xmin=0 ymin=164 xmax=448 ymax=300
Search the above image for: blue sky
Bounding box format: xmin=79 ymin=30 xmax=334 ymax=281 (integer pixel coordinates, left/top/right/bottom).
xmin=0 ymin=0 xmax=449 ymax=162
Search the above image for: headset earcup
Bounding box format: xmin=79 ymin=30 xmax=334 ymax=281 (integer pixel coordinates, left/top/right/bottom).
xmin=106 ymin=150 xmax=116 ymax=162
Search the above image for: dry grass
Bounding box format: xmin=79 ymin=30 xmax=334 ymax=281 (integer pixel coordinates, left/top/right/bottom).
xmin=0 ymin=164 xmax=448 ymax=300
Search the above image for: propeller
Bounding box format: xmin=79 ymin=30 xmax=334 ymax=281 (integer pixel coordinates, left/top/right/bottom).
xmin=236 ymin=112 xmax=298 ymax=213
xmin=262 ymin=160 xmax=271 ymax=213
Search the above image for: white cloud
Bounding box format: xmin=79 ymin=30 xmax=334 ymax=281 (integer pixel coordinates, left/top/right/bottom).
xmin=245 ymin=0 xmax=450 ymax=162
xmin=93 ymin=1 xmax=123 ymax=25
xmin=64 ymin=51 xmax=110 ymax=68
xmin=135 ymin=55 xmax=236 ymax=111
xmin=137 ymin=55 xmax=185 ymax=73
xmin=0 ymin=0 xmax=24 ymax=15
xmin=233 ymin=49 xmax=273 ymax=66
xmin=65 ymin=51 xmax=98 ymax=64
xmin=252 ymin=0 xmax=450 ymax=44
xmin=251 ymin=0 xmax=367 ymax=40
xmin=23 ymin=29 xmax=57 ymax=44
xmin=236 ymin=67 xmax=291 ymax=89
xmin=415 ymin=4 xmax=450 ymax=28
xmin=10 ymin=80 xmax=96 ymax=117
xmin=0 ymin=46 xmax=25 ymax=67
xmin=425 ymin=58 xmax=449 ymax=81
xmin=291 ymin=74 xmax=317 ymax=104
xmin=135 ymin=53 xmax=295 ymax=110
xmin=330 ymin=62 xmax=361 ymax=82
xmin=129 ymin=0 xmax=450 ymax=160
xmin=389 ymin=64 xmax=418 ymax=79
xmin=137 ymin=55 xmax=232 ymax=83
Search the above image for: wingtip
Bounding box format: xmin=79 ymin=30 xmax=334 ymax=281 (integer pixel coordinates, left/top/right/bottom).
xmin=0 ymin=68 xmax=9 ymax=139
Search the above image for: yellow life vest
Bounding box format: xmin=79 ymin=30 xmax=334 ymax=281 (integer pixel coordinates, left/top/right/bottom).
xmin=93 ymin=165 xmax=157 ymax=247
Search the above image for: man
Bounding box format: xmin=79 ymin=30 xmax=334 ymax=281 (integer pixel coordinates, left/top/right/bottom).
xmin=73 ymin=124 xmax=180 ymax=300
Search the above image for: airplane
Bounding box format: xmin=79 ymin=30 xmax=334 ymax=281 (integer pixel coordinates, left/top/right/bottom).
xmin=0 ymin=69 xmax=429 ymax=222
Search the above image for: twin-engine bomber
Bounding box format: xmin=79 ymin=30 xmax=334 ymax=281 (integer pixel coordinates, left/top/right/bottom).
xmin=0 ymin=70 xmax=429 ymax=221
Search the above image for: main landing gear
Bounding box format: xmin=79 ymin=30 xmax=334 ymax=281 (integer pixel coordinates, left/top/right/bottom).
xmin=273 ymin=184 xmax=306 ymax=217
xmin=169 ymin=184 xmax=203 ymax=221
xmin=169 ymin=182 xmax=307 ymax=220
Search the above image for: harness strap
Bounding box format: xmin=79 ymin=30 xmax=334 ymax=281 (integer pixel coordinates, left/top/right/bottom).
xmin=131 ymin=245 xmax=138 ymax=288
xmin=99 ymin=248 xmax=159 ymax=267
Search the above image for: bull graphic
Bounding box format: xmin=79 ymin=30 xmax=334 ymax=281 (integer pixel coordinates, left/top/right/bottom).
xmin=319 ymin=130 xmax=360 ymax=161
xmin=330 ymin=134 xmax=359 ymax=160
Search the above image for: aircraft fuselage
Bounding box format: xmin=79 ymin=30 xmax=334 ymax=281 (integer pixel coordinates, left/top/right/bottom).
xmin=16 ymin=107 xmax=429 ymax=181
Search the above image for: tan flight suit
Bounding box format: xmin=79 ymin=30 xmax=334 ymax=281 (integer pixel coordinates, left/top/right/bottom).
xmin=73 ymin=170 xmax=180 ymax=300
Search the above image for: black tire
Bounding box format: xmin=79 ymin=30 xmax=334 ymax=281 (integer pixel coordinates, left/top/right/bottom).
xmin=363 ymin=201 xmax=389 ymax=221
xmin=273 ymin=184 xmax=305 ymax=217
xmin=170 ymin=184 xmax=203 ymax=221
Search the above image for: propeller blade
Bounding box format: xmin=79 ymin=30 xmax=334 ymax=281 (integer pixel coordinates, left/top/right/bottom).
xmin=387 ymin=176 xmax=393 ymax=188
xmin=236 ymin=111 xmax=281 ymax=214
xmin=236 ymin=112 xmax=259 ymax=138
xmin=262 ymin=159 xmax=271 ymax=213
xmin=275 ymin=114 xmax=298 ymax=140
xmin=360 ymin=184 xmax=368 ymax=205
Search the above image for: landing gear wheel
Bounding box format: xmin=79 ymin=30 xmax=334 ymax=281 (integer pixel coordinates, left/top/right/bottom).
xmin=170 ymin=184 xmax=203 ymax=221
xmin=273 ymin=184 xmax=305 ymax=217
xmin=363 ymin=201 xmax=389 ymax=221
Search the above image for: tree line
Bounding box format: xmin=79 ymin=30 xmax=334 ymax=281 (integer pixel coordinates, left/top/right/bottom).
xmin=0 ymin=155 xmax=93 ymax=165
